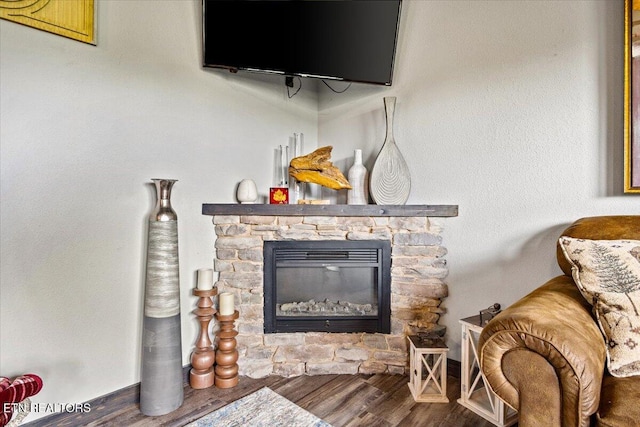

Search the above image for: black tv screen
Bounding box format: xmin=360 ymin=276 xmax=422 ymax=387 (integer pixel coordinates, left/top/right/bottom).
xmin=202 ymin=0 xmax=402 ymax=86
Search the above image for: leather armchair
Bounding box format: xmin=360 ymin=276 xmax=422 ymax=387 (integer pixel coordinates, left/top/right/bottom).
xmin=478 ymin=216 xmax=640 ymax=427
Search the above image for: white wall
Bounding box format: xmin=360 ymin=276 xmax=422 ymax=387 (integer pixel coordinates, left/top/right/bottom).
xmin=0 ymin=1 xmax=317 ymax=422
xmin=319 ymin=0 xmax=637 ymax=361
xmin=1 ymin=0 xmax=638 ymax=422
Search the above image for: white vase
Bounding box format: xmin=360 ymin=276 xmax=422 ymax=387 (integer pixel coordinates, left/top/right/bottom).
xmin=288 ymin=133 xmax=305 ymax=204
xmin=237 ymin=179 xmax=258 ymax=204
xmin=347 ymin=149 xmax=369 ymax=205
xmin=369 ymin=97 xmax=411 ymax=205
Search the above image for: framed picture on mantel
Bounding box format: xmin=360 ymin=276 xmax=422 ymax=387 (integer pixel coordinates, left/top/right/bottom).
xmin=625 ymin=0 xmax=640 ymax=193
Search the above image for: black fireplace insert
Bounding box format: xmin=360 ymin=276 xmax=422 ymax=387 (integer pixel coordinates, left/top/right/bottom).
xmin=263 ymin=240 xmax=391 ymax=333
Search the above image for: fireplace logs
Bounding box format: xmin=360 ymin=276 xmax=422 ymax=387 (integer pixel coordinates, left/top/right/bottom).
xmin=277 ymin=299 xmax=376 ymax=316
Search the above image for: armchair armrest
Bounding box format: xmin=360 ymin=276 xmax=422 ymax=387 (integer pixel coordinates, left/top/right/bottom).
xmin=479 ymin=275 xmax=606 ymax=427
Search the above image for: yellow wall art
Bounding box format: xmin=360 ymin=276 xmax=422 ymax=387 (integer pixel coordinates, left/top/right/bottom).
xmin=625 ymin=0 xmax=640 ymax=192
xmin=0 ymin=0 xmax=95 ymax=45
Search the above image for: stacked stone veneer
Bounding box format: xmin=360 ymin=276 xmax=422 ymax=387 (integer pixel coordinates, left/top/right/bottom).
xmin=212 ymin=214 xmax=449 ymax=378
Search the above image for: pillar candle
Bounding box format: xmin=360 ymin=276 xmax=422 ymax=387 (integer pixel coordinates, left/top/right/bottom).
xmin=218 ymin=292 xmax=234 ymax=315
xmin=196 ymin=268 xmax=214 ymax=290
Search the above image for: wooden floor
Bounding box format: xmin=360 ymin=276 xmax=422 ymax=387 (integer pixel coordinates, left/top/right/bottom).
xmin=26 ymin=374 xmax=501 ymax=427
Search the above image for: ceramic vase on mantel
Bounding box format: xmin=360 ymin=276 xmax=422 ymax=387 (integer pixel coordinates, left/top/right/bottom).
xmin=236 ymin=179 xmax=258 ymax=204
xmin=288 ymin=133 xmax=306 ymax=204
xmin=369 ymin=97 xmax=411 ymax=205
xmin=347 ymin=149 xmax=369 ymax=205
xmin=140 ymin=179 xmax=184 ymax=416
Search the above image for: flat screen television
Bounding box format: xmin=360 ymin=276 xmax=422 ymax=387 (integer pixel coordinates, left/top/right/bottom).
xmin=202 ymin=0 xmax=402 ymax=86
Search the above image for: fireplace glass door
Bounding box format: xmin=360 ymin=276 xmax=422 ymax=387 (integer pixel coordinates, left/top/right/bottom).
xmin=264 ymin=240 xmax=391 ymax=333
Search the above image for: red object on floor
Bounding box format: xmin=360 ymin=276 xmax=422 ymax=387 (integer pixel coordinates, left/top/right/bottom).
xmin=0 ymin=374 xmax=43 ymax=427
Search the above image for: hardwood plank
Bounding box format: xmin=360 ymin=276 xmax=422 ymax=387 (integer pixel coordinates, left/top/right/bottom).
xmin=298 ymin=376 xmax=383 ymax=426
xmin=366 ymin=378 xmax=417 ymax=425
xmin=399 ymin=376 xmax=495 ymax=427
xmin=343 ymin=411 xmax=394 ymax=427
xmin=23 ymin=374 xmax=508 ymax=427
xmin=270 ymin=374 xmax=338 ymax=403
xmin=365 ymin=373 xmax=408 ymax=392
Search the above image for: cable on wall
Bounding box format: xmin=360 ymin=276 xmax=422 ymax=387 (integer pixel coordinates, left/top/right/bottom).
xmin=322 ymin=80 xmax=352 ymax=93
xmin=286 ymin=76 xmax=302 ymax=98
xmin=285 ymin=76 xmax=353 ymax=98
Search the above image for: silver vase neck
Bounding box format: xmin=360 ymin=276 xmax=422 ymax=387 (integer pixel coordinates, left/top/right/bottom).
xmin=150 ymin=179 xmax=178 ymax=221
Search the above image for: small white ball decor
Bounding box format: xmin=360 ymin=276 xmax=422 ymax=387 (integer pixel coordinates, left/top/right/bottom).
xmin=236 ymin=179 xmax=258 ymax=204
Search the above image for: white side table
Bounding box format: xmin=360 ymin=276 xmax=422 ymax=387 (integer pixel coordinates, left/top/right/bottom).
xmin=457 ymin=315 xmax=518 ymax=427
xmin=407 ymin=335 xmax=449 ymax=403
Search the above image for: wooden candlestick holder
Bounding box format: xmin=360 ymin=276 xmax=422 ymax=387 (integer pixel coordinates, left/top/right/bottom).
xmin=214 ymin=310 xmax=239 ymax=388
xmin=189 ymin=288 xmax=217 ymax=389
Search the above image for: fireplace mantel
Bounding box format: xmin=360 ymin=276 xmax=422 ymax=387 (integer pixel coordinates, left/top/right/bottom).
xmin=202 ymin=204 xmax=458 ymax=217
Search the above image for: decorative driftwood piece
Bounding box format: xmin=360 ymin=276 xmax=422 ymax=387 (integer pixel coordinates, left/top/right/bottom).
xmin=289 ymin=146 xmax=352 ymax=190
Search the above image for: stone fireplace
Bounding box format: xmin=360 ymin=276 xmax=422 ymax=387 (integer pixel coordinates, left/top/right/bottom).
xmin=203 ymin=204 xmax=457 ymax=378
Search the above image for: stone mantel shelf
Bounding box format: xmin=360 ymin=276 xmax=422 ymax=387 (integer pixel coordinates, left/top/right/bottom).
xmin=202 ymin=204 xmax=458 ymax=217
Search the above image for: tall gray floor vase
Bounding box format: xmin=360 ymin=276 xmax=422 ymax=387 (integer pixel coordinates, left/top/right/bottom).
xmin=140 ymin=179 xmax=184 ymax=416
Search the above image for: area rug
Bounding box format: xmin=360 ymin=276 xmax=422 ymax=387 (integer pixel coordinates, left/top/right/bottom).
xmin=184 ymin=387 xmax=333 ymax=427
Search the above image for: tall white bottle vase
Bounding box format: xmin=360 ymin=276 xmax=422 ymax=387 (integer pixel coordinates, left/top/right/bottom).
xmin=347 ymin=149 xmax=369 ymax=205
xmin=289 ymin=133 xmax=305 ymax=204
